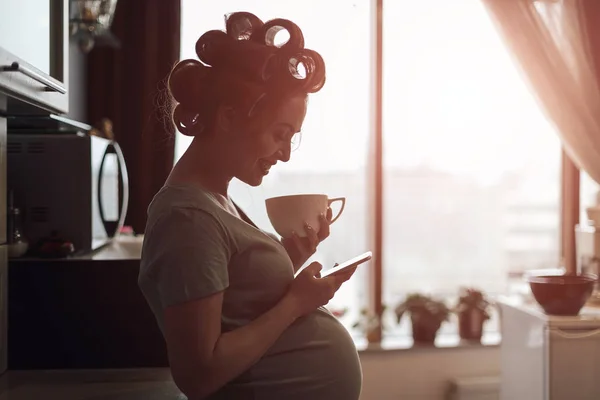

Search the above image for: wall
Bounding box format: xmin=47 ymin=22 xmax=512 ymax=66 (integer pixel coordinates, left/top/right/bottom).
xmin=67 ymin=41 xmax=87 ymax=122
xmin=359 ymin=347 xmax=500 ymax=400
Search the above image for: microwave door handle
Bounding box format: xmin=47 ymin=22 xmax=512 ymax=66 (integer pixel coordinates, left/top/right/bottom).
xmin=113 ymin=142 xmax=129 ymax=231
xmin=97 ymin=146 xmax=109 ymax=234
xmin=2 ymin=62 xmax=67 ymax=93
xmin=98 ymin=142 xmax=129 ymax=237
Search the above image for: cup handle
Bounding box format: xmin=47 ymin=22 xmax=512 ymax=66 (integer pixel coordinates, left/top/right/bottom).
xmin=327 ymin=197 xmax=346 ymax=224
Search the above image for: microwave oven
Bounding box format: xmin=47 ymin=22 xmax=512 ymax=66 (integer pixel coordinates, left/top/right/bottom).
xmin=7 ymin=128 xmax=129 ymax=255
xmin=0 ymin=0 xmax=69 ymax=114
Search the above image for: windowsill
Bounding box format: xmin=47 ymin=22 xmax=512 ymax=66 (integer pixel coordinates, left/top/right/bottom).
xmin=354 ymin=331 xmax=501 ymax=353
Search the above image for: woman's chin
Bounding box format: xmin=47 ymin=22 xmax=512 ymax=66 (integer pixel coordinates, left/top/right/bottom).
xmin=238 ymin=172 xmax=265 ymax=187
xmin=248 ymin=178 xmax=263 ymax=187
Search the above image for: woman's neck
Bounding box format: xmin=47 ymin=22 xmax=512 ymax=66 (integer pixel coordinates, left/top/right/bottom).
xmin=166 ymin=136 xmax=232 ymax=196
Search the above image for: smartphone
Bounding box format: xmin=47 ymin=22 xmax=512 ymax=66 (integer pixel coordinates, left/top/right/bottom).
xmin=321 ymin=251 xmax=373 ymax=277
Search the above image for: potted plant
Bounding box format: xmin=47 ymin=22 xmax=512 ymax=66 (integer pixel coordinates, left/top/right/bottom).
xmin=394 ymin=293 xmax=450 ymax=345
xmin=455 ymin=288 xmax=491 ymax=342
xmin=352 ymin=305 xmax=386 ymax=343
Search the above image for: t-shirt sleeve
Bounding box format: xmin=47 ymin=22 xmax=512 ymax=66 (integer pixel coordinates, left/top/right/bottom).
xmin=144 ymin=207 xmax=231 ymax=308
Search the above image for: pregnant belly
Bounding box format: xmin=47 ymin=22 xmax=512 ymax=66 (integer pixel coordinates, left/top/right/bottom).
xmin=228 ymin=308 xmax=363 ymax=400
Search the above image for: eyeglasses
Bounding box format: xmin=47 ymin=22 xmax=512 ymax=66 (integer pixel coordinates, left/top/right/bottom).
xmin=291 ymin=131 xmax=302 ymax=152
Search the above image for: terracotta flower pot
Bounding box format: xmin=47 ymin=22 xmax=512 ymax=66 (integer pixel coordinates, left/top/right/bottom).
xmin=458 ymin=309 xmax=485 ymax=342
xmin=367 ymin=328 xmax=380 ymax=343
xmin=411 ymin=316 xmax=442 ymax=345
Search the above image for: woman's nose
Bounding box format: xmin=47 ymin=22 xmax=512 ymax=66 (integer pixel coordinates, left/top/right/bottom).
xmin=278 ymin=144 xmax=291 ymax=162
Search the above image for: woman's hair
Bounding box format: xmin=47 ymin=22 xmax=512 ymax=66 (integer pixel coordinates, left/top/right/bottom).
xmin=168 ymin=11 xmax=326 ymax=137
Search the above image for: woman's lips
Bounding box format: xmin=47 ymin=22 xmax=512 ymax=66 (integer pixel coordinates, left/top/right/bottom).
xmin=259 ymin=159 xmax=274 ymax=175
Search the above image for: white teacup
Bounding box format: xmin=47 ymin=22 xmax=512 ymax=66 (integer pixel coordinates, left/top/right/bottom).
xmin=265 ymin=194 xmax=346 ymax=238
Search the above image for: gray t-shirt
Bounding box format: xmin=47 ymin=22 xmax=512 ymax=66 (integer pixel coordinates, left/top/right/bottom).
xmin=138 ymin=185 xmax=362 ymax=400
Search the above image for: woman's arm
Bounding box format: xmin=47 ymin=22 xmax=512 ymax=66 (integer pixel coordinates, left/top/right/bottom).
xmin=164 ymin=291 xmax=298 ymax=399
xmin=163 ymin=262 xmax=351 ymax=400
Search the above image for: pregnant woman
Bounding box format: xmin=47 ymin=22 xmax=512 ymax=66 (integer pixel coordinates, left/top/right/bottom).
xmin=138 ymin=11 xmax=362 ymax=400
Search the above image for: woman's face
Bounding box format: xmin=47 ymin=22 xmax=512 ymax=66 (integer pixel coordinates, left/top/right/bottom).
xmin=232 ymin=95 xmax=307 ymax=186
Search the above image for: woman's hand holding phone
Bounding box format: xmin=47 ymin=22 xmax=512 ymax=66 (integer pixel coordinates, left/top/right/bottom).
xmin=283 ymin=262 xmax=357 ymax=318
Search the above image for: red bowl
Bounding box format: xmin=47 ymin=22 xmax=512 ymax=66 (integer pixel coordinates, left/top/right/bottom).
xmin=528 ymin=274 xmax=596 ymax=316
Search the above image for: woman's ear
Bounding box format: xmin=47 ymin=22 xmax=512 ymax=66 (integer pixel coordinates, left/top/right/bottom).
xmin=215 ymin=105 xmax=238 ymax=133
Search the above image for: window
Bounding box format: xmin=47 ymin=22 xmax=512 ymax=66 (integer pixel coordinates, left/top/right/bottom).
xmin=178 ymin=1 xmax=373 ymax=334
xmin=178 ymin=0 xmax=571 ymax=342
xmin=380 ymin=0 xmax=562 ymax=337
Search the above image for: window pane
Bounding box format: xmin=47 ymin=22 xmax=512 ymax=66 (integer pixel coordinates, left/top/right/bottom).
xmin=382 ymin=0 xmax=561 ymax=337
xmin=579 ymin=170 xmax=599 ymax=278
xmin=581 ymin=171 xmax=598 ymax=225
xmin=178 ymin=1 xmax=373 ymax=334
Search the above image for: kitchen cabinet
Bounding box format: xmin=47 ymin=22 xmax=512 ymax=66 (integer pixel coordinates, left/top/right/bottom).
xmin=8 ymin=238 xmax=168 ymax=369
xmin=499 ymin=297 xmax=600 ymax=400
xmin=0 ymin=0 xmax=69 ymax=115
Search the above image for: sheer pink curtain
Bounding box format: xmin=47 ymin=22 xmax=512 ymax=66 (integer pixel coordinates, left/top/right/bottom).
xmin=481 ymin=0 xmax=600 ymax=185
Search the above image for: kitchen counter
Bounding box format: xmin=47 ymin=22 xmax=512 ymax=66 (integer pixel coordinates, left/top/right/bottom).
xmin=78 ymin=235 xmax=143 ymax=260
xmin=0 ymin=368 xmax=185 ymax=399
xmin=12 ymin=234 xmax=144 ymax=261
